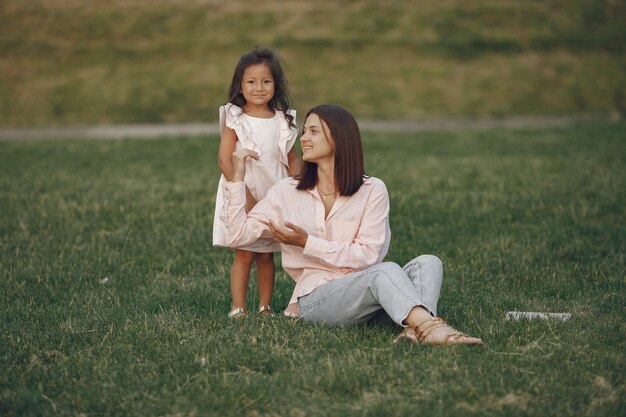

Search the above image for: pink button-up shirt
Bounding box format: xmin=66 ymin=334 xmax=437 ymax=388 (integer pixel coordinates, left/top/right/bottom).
xmin=220 ymin=176 xmax=391 ymax=306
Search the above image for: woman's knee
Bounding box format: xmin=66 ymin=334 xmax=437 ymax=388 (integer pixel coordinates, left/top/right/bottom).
xmin=417 ymin=254 xmax=443 ymax=271
xmin=375 ymin=262 xmax=405 ymax=285
xmin=379 ymin=261 xmax=403 ymax=275
xmin=403 ymin=254 xmax=444 ymax=283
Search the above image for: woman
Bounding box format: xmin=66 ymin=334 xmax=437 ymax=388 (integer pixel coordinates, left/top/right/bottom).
xmin=218 ymin=104 xmax=482 ymax=345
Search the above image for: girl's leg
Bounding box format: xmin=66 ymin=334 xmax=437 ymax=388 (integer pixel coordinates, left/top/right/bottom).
xmin=230 ymin=249 xmax=255 ymax=309
xmin=254 ymin=252 xmax=275 ymax=313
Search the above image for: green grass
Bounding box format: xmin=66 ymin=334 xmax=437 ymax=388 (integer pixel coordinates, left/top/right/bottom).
xmin=1 ymin=0 xmax=625 ymax=126
xmin=1 ymin=122 xmax=625 ymax=416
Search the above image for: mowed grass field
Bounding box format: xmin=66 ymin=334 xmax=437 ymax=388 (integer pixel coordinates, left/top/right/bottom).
xmin=1 ymin=0 xmax=626 ymax=127
xmin=1 ymin=122 xmax=624 ymax=416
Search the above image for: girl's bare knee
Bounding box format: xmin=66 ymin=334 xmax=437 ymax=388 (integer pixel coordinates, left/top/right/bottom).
xmin=255 ymin=252 xmax=274 ymax=265
xmin=235 ymin=249 xmax=256 ymax=265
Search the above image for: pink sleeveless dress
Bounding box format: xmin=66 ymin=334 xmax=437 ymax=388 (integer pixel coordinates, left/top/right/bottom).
xmin=212 ymin=103 xmax=298 ymax=252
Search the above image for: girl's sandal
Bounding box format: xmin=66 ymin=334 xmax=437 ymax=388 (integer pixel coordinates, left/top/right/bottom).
xmin=227 ymin=307 xmax=248 ymax=319
xmin=392 ymin=317 xmax=483 ymax=346
xmin=258 ymin=305 xmax=273 ymax=317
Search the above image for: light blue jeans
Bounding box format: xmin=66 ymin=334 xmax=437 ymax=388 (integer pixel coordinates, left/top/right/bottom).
xmin=297 ymin=255 xmax=444 ymax=327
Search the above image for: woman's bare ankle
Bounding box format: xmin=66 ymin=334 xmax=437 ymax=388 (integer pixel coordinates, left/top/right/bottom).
xmin=404 ymin=306 xmax=433 ymax=328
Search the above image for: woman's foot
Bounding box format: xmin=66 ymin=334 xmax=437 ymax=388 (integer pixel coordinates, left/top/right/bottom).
xmin=393 ymin=317 xmax=483 ymax=346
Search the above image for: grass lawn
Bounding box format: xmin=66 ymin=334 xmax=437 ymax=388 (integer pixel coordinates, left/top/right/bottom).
xmin=1 ymin=122 xmax=624 ymax=416
xmin=1 ymin=0 xmax=625 ymax=126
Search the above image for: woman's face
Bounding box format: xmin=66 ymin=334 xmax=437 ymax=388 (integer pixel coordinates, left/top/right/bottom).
xmin=301 ymin=113 xmax=335 ymax=163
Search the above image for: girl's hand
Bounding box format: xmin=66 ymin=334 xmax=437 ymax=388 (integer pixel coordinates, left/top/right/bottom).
xmin=231 ymin=149 xmax=259 ymax=182
xmin=244 ymin=187 xmax=257 ymax=213
xmin=268 ymin=221 xmax=308 ymax=248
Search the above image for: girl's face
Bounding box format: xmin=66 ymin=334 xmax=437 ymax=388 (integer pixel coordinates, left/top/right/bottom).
xmin=301 ymin=113 xmax=335 ymax=163
xmin=240 ymin=63 xmax=275 ymax=107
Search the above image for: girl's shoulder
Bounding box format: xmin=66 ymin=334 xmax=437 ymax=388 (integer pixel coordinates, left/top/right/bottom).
xmin=219 ymin=103 xmax=245 ymax=131
xmin=284 ymin=108 xmax=296 ymax=117
xmin=275 ymin=108 xmax=297 ymax=131
xmin=221 ymin=102 xmax=244 ymax=118
xmin=275 ymin=108 xmax=296 ymax=119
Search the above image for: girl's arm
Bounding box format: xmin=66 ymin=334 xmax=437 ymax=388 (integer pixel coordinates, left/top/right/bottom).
xmin=287 ymin=148 xmax=300 ymax=176
xmin=217 ymin=126 xmax=238 ymax=181
xmin=219 ymin=126 xmax=257 ymax=211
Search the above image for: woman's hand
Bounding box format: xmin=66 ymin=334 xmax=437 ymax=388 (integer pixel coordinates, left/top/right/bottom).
xmin=269 ymin=221 xmax=308 ymax=248
xmin=231 ymin=149 xmax=259 ymax=182
xmin=283 ymin=302 xmax=300 ymax=317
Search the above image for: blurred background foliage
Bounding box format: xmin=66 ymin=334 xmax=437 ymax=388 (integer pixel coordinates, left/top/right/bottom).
xmin=1 ymin=0 xmax=625 ymax=126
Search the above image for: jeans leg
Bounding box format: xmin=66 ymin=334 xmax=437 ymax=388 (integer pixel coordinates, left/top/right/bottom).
xmin=297 ymin=262 xmax=422 ymax=327
xmin=402 ymin=254 xmax=443 ymax=317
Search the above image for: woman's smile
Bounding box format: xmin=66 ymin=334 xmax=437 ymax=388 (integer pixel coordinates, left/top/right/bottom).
xmin=300 ymin=113 xmax=334 ymax=162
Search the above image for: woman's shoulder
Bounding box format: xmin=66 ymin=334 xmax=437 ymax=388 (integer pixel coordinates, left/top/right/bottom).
xmin=274 ymin=176 xmax=300 ymax=190
xmin=359 ymin=176 xmax=389 ymax=199
xmin=264 ymin=177 xmax=301 ymax=199
xmin=362 ymin=176 xmax=387 ymax=190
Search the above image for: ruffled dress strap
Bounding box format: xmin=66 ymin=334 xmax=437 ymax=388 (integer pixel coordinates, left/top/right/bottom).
xmin=218 ymin=103 xmax=259 ymax=153
xmin=276 ymin=109 xmax=298 ymax=167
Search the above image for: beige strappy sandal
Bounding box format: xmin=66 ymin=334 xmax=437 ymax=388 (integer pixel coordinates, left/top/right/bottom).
xmin=258 ymin=305 xmax=273 ymax=317
xmin=392 ymin=317 xmax=483 ymax=346
xmin=227 ymin=307 xmax=248 ymax=318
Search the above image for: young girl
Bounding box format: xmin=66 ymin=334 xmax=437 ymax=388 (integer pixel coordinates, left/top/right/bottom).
xmin=212 ymin=47 xmax=299 ymax=318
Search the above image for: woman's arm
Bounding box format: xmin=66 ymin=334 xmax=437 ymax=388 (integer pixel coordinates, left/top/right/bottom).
xmin=219 ymin=149 xmax=274 ymax=248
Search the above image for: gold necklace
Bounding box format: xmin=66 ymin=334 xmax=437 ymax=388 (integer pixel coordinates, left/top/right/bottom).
xmin=318 ymin=186 xmax=336 ymax=201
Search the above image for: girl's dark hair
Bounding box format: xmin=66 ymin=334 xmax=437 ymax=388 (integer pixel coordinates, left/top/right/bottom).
xmin=296 ymin=104 xmax=367 ymax=196
xmin=227 ymin=47 xmax=295 ymax=128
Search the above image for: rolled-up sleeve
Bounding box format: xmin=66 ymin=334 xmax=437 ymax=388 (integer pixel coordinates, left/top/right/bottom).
xmin=220 ymin=181 xmax=271 ymax=248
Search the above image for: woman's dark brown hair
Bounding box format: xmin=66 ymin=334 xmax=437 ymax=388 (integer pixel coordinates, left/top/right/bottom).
xmin=296 ymin=104 xmax=367 ymax=196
